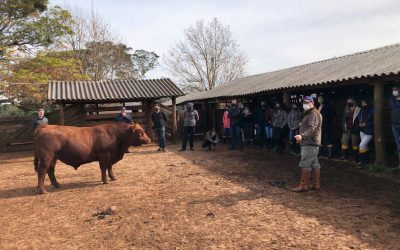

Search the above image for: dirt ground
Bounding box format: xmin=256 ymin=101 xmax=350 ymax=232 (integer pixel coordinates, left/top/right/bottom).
xmin=1 ymin=142 xmax=400 ymax=249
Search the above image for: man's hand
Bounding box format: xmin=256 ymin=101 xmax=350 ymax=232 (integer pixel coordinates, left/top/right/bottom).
xmin=294 ymin=135 xmax=302 ymax=142
xmin=359 ymin=122 xmax=366 ymax=127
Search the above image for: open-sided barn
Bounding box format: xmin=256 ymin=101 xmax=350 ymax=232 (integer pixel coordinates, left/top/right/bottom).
xmin=166 ymin=43 xmax=400 ymax=166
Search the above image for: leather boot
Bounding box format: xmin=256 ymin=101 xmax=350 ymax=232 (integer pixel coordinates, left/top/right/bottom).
xmin=311 ymin=169 xmax=320 ymax=190
xmin=291 ymin=168 xmax=311 ymax=192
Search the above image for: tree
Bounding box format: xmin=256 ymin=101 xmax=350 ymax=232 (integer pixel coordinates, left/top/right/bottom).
xmin=0 ymin=0 xmax=72 ymax=60
xmin=0 ymin=51 xmax=88 ymax=111
xmin=164 ymin=18 xmax=247 ymax=91
xmin=61 ymin=6 xmax=159 ymax=80
xmin=132 ymin=49 xmax=159 ymax=79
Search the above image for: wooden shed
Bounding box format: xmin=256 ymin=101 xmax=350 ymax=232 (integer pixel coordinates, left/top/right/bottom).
xmin=47 ymin=78 xmax=184 ymax=140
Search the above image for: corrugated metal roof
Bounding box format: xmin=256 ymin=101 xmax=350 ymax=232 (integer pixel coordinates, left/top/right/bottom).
xmin=185 ymin=43 xmax=400 ymax=101
xmin=48 ymin=78 xmax=184 ymax=102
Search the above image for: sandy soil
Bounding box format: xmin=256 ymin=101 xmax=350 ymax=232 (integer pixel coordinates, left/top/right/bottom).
xmin=1 ymin=142 xmax=400 ymax=249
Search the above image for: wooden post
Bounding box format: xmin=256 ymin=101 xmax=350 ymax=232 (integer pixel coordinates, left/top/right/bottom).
xmin=59 ymin=103 xmax=65 ymax=125
xmin=373 ymin=80 xmax=386 ymax=165
xmin=172 ymin=96 xmax=177 ymax=143
xmin=282 ymin=91 xmax=290 ymax=107
xmin=145 ymin=100 xmax=155 ymax=141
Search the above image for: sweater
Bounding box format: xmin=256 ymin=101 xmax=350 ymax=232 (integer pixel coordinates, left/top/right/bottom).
xmin=223 ymin=111 xmax=230 ymax=128
xmin=273 ymin=110 xmax=288 ymax=128
xmin=32 ymin=116 xmax=48 ymax=129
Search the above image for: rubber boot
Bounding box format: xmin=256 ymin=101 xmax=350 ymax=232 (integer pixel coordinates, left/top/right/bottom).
xmin=311 ymin=169 xmax=320 ymax=190
xmin=339 ymin=149 xmax=348 ymax=160
xmin=291 ymin=168 xmax=311 ymax=192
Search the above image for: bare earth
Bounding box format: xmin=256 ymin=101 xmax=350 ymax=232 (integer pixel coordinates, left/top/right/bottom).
xmin=1 ymin=143 xmax=400 ymax=249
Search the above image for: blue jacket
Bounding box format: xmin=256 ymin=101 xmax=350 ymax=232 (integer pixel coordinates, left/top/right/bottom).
xmin=390 ymin=97 xmax=400 ymax=125
xmin=359 ymin=107 xmax=374 ymax=135
xmin=114 ymin=113 xmax=133 ymax=124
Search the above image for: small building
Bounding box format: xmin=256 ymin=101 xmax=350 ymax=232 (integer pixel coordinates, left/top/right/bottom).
xmin=47 ymin=78 xmax=184 ymax=139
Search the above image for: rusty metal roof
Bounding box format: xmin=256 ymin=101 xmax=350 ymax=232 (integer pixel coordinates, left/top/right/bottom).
xmin=48 ymin=78 xmax=184 ymax=102
xmin=185 ymin=43 xmax=400 ymax=101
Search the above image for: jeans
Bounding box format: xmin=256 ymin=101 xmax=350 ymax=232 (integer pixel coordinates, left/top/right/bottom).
xmin=257 ymin=126 xmax=267 ymax=147
xmin=392 ymin=124 xmax=400 ymax=152
xmin=230 ymin=124 xmax=242 ymax=149
xmin=182 ymin=126 xmax=195 ymax=149
xmin=156 ymin=127 xmax=166 ymax=149
xmin=289 ymin=128 xmax=300 ymax=144
xmin=266 ymin=126 xmax=273 ymax=139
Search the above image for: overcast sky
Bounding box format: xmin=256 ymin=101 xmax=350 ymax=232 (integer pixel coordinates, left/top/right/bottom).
xmin=51 ymin=0 xmax=400 ymax=79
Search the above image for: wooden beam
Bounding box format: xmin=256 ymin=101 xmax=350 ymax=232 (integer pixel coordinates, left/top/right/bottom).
xmin=172 ymin=96 xmax=177 ymax=143
xmin=145 ymin=100 xmax=155 ymax=141
xmin=372 ymin=80 xmax=386 ymax=165
xmin=59 ymin=103 xmax=65 ymax=125
xmin=282 ymin=91 xmax=290 ymax=106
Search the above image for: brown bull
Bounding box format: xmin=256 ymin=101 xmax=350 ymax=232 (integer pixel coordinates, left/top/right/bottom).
xmin=33 ymin=123 xmax=150 ymax=194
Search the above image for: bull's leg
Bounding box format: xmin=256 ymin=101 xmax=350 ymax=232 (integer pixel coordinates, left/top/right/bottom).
xmin=37 ymin=162 xmax=48 ymax=194
xmin=108 ymin=166 xmax=117 ymax=181
xmin=99 ymin=163 xmax=109 ymax=184
xmin=47 ymin=167 xmax=60 ymax=188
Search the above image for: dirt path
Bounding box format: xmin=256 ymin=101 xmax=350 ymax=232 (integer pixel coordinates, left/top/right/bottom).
xmin=1 ymin=143 xmax=400 ymax=249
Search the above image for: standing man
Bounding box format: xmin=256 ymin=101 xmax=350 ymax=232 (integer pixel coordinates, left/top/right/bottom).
xmin=151 ymin=104 xmax=167 ymax=152
xmin=288 ymin=103 xmax=302 ymax=155
xmin=228 ymin=99 xmax=243 ymax=150
xmin=254 ymin=101 xmax=268 ymax=148
xmin=180 ymin=102 xmax=199 ymax=151
xmin=340 ymin=98 xmax=361 ymax=161
xmin=32 ymin=108 xmax=48 ymax=130
xmin=114 ymin=107 xmax=133 ymax=124
xmin=317 ymin=96 xmax=336 ymax=159
xmin=292 ymin=96 xmax=322 ymax=192
xmin=272 ymin=102 xmax=288 ymax=154
xmin=391 ymin=86 xmax=400 ymax=169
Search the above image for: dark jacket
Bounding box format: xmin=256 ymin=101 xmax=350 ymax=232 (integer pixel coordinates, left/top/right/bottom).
xmin=317 ymin=102 xmax=336 ymax=131
xmin=151 ymin=111 xmax=167 ymax=128
xmin=390 ymin=97 xmax=400 ymax=125
xmin=359 ymin=107 xmax=374 ymax=135
xmin=241 ymin=112 xmax=254 ymax=125
xmin=114 ymin=113 xmax=133 ymax=124
xmin=32 ymin=116 xmax=48 ymax=129
xmin=299 ymin=108 xmax=322 ymax=146
xmin=228 ymin=106 xmax=242 ymax=127
xmin=254 ymin=107 xmax=267 ymax=126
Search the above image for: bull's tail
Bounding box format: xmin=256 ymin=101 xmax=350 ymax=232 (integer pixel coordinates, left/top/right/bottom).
xmin=34 ymin=154 xmax=39 ymax=172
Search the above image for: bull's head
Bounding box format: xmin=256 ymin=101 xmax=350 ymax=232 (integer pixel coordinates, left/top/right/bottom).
xmin=128 ymin=123 xmax=151 ymax=146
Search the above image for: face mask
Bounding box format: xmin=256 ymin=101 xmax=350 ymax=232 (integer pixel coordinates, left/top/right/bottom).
xmin=303 ymin=104 xmax=311 ymax=111
xmin=394 ymin=90 xmax=399 ymax=97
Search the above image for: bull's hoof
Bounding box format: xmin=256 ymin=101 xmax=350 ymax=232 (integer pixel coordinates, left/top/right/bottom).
xmin=38 ymin=189 xmax=47 ymax=195
xmin=52 ymin=183 xmax=61 ymax=188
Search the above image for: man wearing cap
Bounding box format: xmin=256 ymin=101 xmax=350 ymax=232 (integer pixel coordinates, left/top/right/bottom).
xmin=391 ymin=86 xmax=400 ymax=169
xmin=114 ymin=107 xmax=133 ymax=124
xmin=32 ymin=108 xmax=48 ymax=130
xmin=292 ymin=96 xmax=322 ymax=192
